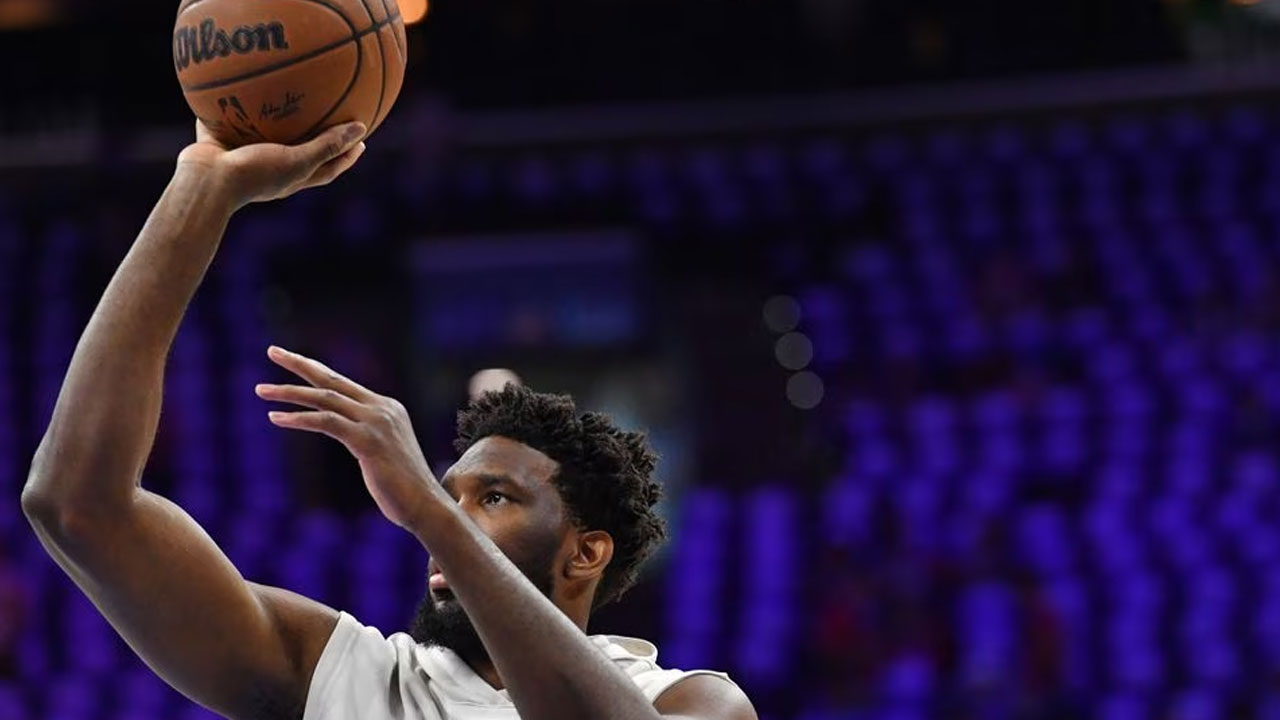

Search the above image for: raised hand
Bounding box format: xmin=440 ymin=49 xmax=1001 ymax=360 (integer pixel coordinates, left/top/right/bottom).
xmin=177 ymin=120 xmax=367 ymax=211
xmin=255 ymin=346 xmax=440 ymax=529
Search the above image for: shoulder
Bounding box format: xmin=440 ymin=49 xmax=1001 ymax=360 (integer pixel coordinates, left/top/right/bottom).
xmin=591 ymin=635 xmax=754 ymax=720
xmin=652 ymin=673 xmax=757 ymax=720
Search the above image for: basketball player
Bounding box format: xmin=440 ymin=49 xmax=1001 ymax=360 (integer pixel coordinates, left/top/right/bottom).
xmin=21 ymin=121 xmax=756 ymax=720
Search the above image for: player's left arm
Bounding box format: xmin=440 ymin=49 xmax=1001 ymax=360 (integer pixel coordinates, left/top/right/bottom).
xmin=256 ymin=348 xmax=758 ymax=720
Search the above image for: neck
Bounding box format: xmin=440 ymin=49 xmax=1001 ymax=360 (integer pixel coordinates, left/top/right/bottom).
xmin=462 ymin=649 xmax=505 ymax=691
xmin=457 ymin=608 xmax=592 ymax=692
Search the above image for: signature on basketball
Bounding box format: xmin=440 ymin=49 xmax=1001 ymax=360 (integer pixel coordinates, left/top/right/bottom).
xmin=261 ymin=91 xmax=305 ymax=122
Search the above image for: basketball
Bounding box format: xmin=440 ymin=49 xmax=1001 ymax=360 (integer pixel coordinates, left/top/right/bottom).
xmin=172 ymin=0 xmax=407 ymax=147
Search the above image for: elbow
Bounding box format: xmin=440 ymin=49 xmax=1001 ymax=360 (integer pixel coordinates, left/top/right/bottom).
xmin=22 ymin=462 xmax=96 ymax=534
xmin=22 ymin=443 xmax=128 ymax=525
xmin=20 ymin=482 xmax=87 ymax=541
xmin=22 ymin=465 xmax=136 ymax=541
xmin=21 ymin=481 xmax=104 ymax=544
xmin=22 ymin=441 xmax=61 ymax=522
xmin=22 ymin=440 xmax=63 ymax=520
xmin=20 ymin=479 xmax=59 ymax=525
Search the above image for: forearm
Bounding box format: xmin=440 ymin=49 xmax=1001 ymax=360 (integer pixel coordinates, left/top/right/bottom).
xmin=23 ymin=166 xmax=234 ymax=515
xmin=410 ymin=496 xmax=662 ymax=720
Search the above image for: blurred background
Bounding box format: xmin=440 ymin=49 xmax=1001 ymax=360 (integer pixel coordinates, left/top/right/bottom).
xmin=10 ymin=0 xmax=1280 ymax=718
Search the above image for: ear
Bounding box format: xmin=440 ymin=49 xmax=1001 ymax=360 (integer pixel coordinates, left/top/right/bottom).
xmin=565 ymin=529 xmax=614 ymax=582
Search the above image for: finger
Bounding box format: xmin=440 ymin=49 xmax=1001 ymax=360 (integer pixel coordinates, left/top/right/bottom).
xmin=291 ymin=122 xmax=365 ymax=168
xmin=194 ymin=119 xmax=211 ymax=143
xmin=268 ymin=410 xmax=362 ymax=445
xmin=266 ymin=346 xmax=377 ymax=401
xmin=256 ymin=383 xmax=367 ymax=419
xmin=299 ymin=142 xmax=366 ymax=190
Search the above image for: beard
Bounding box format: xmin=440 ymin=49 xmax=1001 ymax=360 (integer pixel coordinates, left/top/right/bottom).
xmin=407 ymin=531 xmax=561 ymax=664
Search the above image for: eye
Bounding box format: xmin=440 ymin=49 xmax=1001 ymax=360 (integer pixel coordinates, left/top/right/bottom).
xmin=482 ymin=492 xmax=508 ymax=506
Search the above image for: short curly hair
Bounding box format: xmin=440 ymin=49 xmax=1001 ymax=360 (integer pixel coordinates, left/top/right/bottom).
xmin=454 ymin=384 xmax=667 ymax=610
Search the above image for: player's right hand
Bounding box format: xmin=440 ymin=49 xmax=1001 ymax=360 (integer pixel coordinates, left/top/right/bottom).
xmin=176 ymin=120 xmax=367 ymax=211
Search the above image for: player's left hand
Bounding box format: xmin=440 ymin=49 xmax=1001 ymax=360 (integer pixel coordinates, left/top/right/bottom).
xmin=255 ymin=345 xmax=440 ymax=529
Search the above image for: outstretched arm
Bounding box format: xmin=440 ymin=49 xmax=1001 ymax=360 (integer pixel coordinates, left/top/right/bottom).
xmin=21 ymin=122 xmax=368 ymax=720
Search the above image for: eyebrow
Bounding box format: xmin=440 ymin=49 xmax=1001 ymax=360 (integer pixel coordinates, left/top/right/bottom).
xmin=439 ymin=473 xmax=523 ymax=496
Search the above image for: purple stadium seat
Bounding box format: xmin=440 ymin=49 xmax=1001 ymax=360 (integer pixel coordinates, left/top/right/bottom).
xmin=1168 ymin=687 xmax=1220 ymax=720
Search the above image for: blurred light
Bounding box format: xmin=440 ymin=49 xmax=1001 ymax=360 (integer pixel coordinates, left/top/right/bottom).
xmin=786 ymin=372 xmax=824 ymax=409
xmin=468 ymin=368 xmax=521 ymax=400
xmin=762 ymin=295 xmax=801 ymax=333
xmin=0 ymin=0 xmax=63 ymax=29
xmin=401 ymin=0 xmax=429 ymax=25
xmin=774 ymin=332 xmax=813 ymax=370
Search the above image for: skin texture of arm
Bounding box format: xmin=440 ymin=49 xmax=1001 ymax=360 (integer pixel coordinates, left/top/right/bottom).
xmin=20 ymin=123 xmax=367 ymax=720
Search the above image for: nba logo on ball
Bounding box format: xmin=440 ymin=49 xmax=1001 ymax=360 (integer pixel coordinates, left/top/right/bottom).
xmin=173 ymin=0 xmax=408 ymax=148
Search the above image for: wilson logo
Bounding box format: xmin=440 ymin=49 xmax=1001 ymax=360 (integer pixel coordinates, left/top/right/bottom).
xmin=174 ymin=19 xmax=290 ymax=72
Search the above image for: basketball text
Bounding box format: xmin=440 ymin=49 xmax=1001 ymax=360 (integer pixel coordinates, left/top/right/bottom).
xmin=174 ymin=20 xmax=290 ymax=73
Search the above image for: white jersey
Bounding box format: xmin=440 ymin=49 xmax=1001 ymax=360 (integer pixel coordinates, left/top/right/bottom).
xmin=302 ymin=611 xmax=736 ymax=720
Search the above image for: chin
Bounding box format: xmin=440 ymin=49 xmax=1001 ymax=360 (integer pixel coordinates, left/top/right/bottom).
xmin=408 ymin=589 xmax=487 ymax=660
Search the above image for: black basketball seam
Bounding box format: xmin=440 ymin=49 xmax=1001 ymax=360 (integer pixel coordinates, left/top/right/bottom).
xmin=375 ymin=0 xmax=405 ymax=134
xmin=293 ymin=34 xmax=364 ymax=144
xmin=291 ymin=6 xmax=400 ymax=142
xmin=379 ymin=0 xmax=406 ymax=61
xmin=310 ymin=0 xmax=402 ymax=27
xmin=179 ymin=14 xmax=396 ymax=93
xmin=353 ymin=0 xmax=386 ymax=133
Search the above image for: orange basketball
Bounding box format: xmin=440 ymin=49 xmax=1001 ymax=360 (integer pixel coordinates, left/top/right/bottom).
xmin=173 ymin=0 xmax=407 ymax=147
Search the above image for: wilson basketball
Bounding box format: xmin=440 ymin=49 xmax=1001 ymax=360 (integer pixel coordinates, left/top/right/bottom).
xmin=173 ymin=0 xmax=407 ymax=148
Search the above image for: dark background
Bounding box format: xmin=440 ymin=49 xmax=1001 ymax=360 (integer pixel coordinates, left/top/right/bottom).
xmin=0 ymin=0 xmax=1182 ymax=131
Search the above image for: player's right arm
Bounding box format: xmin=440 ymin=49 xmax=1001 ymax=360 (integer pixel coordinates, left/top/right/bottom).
xmin=20 ymin=120 xmax=369 ymax=720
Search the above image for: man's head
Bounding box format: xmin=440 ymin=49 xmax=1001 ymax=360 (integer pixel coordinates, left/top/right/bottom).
xmin=408 ymin=384 xmax=667 ymax=658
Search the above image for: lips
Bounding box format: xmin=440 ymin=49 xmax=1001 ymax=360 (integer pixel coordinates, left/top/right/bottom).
xmin=429 ymin=571 xmax=449 ymax=591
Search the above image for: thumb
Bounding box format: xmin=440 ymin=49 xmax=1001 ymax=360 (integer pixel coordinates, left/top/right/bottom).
xmin=296 ymin=122 xmax=366 ymax=166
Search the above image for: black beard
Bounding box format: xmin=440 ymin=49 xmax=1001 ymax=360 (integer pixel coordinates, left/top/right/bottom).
xmin=407 ymin=591 xmax=491 ymax=663
xmin=407 ymin=537 xmax=559 ymax=664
